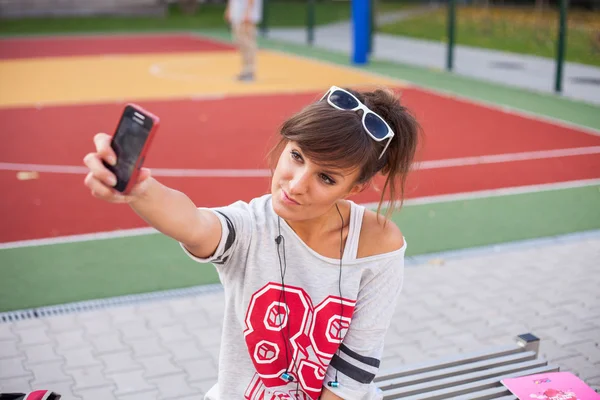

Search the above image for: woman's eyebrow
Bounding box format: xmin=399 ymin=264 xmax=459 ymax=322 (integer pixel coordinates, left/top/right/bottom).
xmin=320 ymin=168 xmax=344 ymax=179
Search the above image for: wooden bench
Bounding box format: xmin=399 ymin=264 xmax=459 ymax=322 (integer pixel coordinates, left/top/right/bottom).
xmin=376 ymin=333 xmax=560 ymax=399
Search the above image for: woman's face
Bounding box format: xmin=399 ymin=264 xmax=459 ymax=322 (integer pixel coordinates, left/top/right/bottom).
xmin=271 ymin=141 xmax=363 ymax=221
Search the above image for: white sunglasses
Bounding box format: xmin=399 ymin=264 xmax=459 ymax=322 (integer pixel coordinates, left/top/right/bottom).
xmin=320 ymin=85 xmax=395 ymax=159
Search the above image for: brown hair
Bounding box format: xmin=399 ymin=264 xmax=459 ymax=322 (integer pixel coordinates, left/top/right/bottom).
xmin=268 ymin=86 xmax=421 ymax=219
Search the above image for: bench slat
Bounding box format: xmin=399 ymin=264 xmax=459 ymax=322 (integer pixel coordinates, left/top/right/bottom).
xmin=378 ymin=351 xmax=538 ymax=390
xmin=383 ymin=364 xmax=559 ymax=399
xmin=375 ymin=344 xmax=524 ymax=382
xmin=381 ymin=359 xmax=551 ymax=398
xmin=453 ymin=386 xmax=513 ymax=399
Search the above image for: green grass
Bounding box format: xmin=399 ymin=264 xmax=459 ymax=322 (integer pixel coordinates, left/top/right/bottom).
xmin=378 ymin=6 xmax=600 ymax=67
xmin=1 ymin=185 xmax=599 ymax=312
xmin=0 ymin=1 xmax=410 ymax=36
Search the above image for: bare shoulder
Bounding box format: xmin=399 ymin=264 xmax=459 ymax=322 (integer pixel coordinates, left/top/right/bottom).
xmin=357 ymin=208 xmax=405 ymax=258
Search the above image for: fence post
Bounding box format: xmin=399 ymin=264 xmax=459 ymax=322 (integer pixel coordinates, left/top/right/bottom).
xmin=307 ymin=0 xmax=315 ymax=45
xmin=260 ymin=0 xmax=269 ymax=36
xmin=352 ymin=0 xmax=370 ymax=64
xmin=554 ymin=0 xmax=568 ymax=93
xmin=446 ymin=0 xmax=456 ymax=71
xmin=368 ymin=0 xmax=375 ymax=54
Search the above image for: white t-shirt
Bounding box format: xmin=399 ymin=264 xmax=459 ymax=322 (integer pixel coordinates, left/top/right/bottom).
xmin=181 ymin=194 xmax=406 ymax=399
xmin=228 ymin=0 xmax=263 ymax=25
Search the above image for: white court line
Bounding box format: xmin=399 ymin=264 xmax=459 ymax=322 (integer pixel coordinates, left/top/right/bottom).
xmin=2 ymin=146 xmax=599 ymax=177
xmin=1 ymin=178 xmax=599 ymax=250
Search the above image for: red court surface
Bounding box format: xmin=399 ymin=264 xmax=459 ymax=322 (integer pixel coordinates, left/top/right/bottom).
xmin=0 ymin=34 xmax=235 ymax=59
xmin=3 ymin=88 xmax=600 ymax=243
xmin=1 ymin=34 xmax=600 ymax=243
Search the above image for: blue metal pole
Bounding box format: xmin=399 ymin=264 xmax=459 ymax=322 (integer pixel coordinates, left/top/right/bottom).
xmin=352 ymin=0 xmax=370 ymax=65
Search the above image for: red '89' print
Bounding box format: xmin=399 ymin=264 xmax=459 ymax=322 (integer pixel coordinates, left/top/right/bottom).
xmin=243 ymin=283 xmax=356 ymax=399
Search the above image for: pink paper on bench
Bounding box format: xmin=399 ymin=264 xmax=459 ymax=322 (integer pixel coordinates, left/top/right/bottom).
xmin=501 ymin=372 xmax=600 ymax=400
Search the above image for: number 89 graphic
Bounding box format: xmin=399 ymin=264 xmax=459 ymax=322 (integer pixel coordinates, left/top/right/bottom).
xmin=244 ymin=283 xmax=356 ymax=398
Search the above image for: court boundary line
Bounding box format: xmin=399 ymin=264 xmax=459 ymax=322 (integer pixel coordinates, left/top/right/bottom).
xmin=1 ymin=178 xmax=598 ymax=250
xmin=2 ymin=146 xmax=599 ymax=177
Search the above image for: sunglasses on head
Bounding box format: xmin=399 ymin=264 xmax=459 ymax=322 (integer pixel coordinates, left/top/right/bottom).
xmin=320 ymin=85 xmax=395 ymax=160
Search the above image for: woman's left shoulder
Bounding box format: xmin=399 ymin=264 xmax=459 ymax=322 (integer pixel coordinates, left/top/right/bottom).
xmin=357 ymin=208 xmax=405 ymax=258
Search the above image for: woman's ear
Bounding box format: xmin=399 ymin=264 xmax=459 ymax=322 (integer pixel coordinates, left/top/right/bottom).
xmin=347 ymin=182 xmax=368 ymax=197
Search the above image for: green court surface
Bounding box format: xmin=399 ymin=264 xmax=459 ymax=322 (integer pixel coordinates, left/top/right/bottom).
xmin=1 ymin=184 xmax=599 ymax=312
xmin=1 ymin=27 xmax=599 ymax=313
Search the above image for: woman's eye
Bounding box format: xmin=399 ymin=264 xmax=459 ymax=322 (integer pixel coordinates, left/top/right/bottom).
xmin=291 ymin=150 xmax=302 ymax=162
xmin=320 ymin=174 xmax=335 ymax=185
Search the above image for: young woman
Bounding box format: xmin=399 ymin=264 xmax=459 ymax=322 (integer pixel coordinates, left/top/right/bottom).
xmin=83 ymin=85 xmax=420 ymax=399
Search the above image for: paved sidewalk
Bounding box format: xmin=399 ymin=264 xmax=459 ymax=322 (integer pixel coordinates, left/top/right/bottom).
xmin=266 ymin=17 xmax=600 ymax=106
xmin=1 ymin=233 xmax=599 ymax=399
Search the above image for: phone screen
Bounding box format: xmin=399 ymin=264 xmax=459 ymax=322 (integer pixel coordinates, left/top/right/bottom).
xmin=108 ymin=107 xmax=153 ymax=192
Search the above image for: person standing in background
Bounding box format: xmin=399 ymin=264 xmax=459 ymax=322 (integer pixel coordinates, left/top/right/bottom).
xmin=224 ymin=0 xmax=263 ymax=82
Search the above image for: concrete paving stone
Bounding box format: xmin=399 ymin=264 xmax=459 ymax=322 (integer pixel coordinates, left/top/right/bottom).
xmin=391 ymin=317 xmax=433 ymax=335
xmin=553 ymin=302 xmax=596 ymax=320
xmin=536 ymin=326 xmax=593 ymax=347
xmin=539 ymin=340 xmax=581 ymax=362
xmin=402 ymin=304 xmax=442 ymax=322
xmin=27 ymin=360 xmax=72 ymax=385
xmin=118 ymin=321 xmax=155 ymax=341
xmin=443 ymin=331 xmax=488 ymax=348
xmin=148 ymin=372 xmax=201 ymax=398
xmin=54 ymin=330 xmax=90 ymax=352
xmin=190 ymin=327 xmax=222 ymax=348
xmin=0 ymin=324 xmax=17 ymax=341
xmin=156 ymin=323 xmax=192 ymax=343
xmin=379 ymin=354 xmax=405 ymax=372
xmin=546 ymin=314 xmax=599 ymax=333
xmin=424 ymin=345 xmax=470 ymax=361
xmin=181 ymin=311 xmax=215 ymax=332
xmin=136 ymin=304 xmax=178 ymax=329
xmin=383 ymin=343 xmax=435 ymax=365
xmin=553 ymin=355 xmax=600 ymax=380
xmin=20 ymin=342 xmax=61 ymax=364
xmin=204 ymin=345 xmax=220 ymax=367
xmin=137 ymin=354 xmax=182 ymax=378
xmin=188 ymin=379 xmax=215 ymax=394
xmin=180 ymin=357 xmax=218 ymax=382
xmin=89 ymin=332 xmax=127 ymax=355
xmin=108 ymin=306 xmax=140 ymax=326
xmin=0 ymin=357 xmax=30 ymax=379
xmin=11 ymin=319 xmax=47 ymax=331
xmin=383 ymin=326 xmax=413 ymax=348
xmin=168 ymin=298 xmax=200 ymax=316
xmin=68 ymin=365 xmax=113 ymax=390
xmin=565 ymin=341 xmax=600 ymax=364
xmin=452 ymin=296 xmax=492 ymax=314
xmin=45 ymin=315 xmax=81 ymax=333
xmin=161 ymin=339 xmax=208 ymax=363
xmin=59 ymin=347 xmax=101 ymax=371
xmin=16 ymin=327 xmax=52 ymax=347
xmin=117 ymin=390 xmax=159 ymax=400
xmin=99 ymin=350 xmax=143 ymax=374
xmin=0 ymin=376 xmax=33 ymax=392
xmin=399 ymin=329 xmax=454 ymax=351
xmin=107 ymin=369 xmax=156 ymax=396
xmin=127 ymin=336 xmax=165 ymax=358
xmin=0 ymin=340 xmax=20 ymax=359
xmin=73 ymin=385 xmax=117 ymax=400
xmin=79 ymin=311 xmax=114 ymax=337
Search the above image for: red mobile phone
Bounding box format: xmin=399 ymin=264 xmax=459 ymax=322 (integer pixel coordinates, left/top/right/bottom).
xmin=104 ymin=104 xmax=160 ymax=194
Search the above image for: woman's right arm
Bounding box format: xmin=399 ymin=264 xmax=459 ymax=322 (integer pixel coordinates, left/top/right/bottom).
xmin=83 ymin=132 xmax=221 ymax=259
